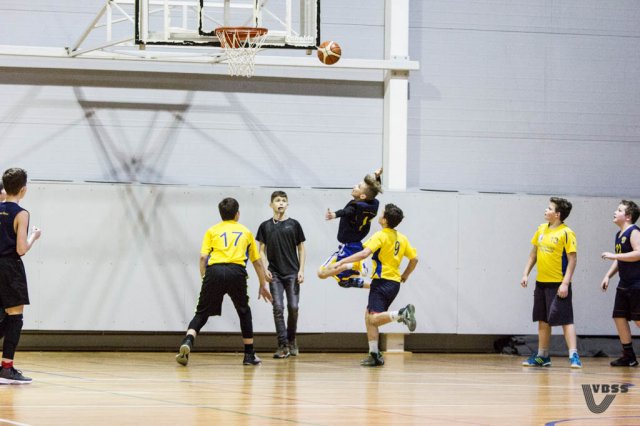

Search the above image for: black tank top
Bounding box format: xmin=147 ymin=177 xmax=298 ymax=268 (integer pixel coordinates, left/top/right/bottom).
xmin=616 ymin=224 xmax=640 ymax=288
xmin=0 ymin=202 xmax=27 ymax=258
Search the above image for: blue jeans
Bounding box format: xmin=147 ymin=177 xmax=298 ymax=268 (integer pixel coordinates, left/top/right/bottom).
xmin=269 ymin=273 xmax=300 ymax=346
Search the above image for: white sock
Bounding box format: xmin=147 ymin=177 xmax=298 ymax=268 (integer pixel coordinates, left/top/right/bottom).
xmin=538 ymin=348 xmax=549 ymax=357
xmin=368 ymin=340 xmax=379 ymax=354
xmin=389 ymin=311 xmax=400 ymax=321
xmin=569 ymin=349 xmax=578 ymax=358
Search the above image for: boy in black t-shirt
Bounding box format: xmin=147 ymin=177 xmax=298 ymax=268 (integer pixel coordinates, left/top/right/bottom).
xmin=0 ymin=168 xmax=41 ymax=384
xmin=256 ymin=191 xmax=306 ymax=358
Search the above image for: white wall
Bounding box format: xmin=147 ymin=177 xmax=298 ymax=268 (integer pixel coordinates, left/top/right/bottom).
xmin=19 ymin=182 xmax=621 ymax=335
xmin=1 ymin=1 xmax=639 ymax=335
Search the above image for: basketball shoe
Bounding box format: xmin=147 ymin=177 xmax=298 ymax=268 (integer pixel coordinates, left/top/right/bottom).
xmin=176 ymin=337 xmax=192 ymax=366
xmin=0 ymin=366 xmax=32 ymax=384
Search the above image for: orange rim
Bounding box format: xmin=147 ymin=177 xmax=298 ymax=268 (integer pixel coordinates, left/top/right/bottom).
xmin=215 ymin=27 xmax=268 ymax=48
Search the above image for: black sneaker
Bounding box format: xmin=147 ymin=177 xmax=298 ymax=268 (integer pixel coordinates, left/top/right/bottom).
xmin=610 ymin=355 xmax=639 ymax=367
xmin=360 ymin=352 xmax=385 ymax=367
xmin=175 ymin=338 xmax=192 ymax=366
xmin=398 ymin=304 xmax=416 ymax=332
xmin=338 ymin=278 xmax=365 ymax=289
xmin=288 ymin=340 xmax=299 ymax=356
xmin=273 ymin=345 xmax=290 ymax=359
xmin=0 ymin=366 xmax=32 ymax=384
xmin=243 ymin=352 xmax=262 ymax=365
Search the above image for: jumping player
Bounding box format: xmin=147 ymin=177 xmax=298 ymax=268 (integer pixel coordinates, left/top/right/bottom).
xmin=325 ymin=203 xmax=418 ymax=367
xmin=175 ymin=197 xmax=272 ymax=367
xmin=0 ymin=168 xmax=41 ymax=384
xmin=600 ymin=200 xmax=640 ymax=367
xmin=317 ymin=168 xmax=383 ymax=289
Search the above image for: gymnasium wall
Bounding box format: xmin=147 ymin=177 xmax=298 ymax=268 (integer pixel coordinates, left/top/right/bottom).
xmin=0 ymin=1 xmax=639 ymax=337
xmin=20 ymin=182 xmax=620 ymax=336
xmin=409 ymin=1 xmax=640 ymax=195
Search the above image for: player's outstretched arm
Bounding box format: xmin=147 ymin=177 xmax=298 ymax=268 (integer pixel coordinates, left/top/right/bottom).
xmin=325 ymin=208 xmax=336 ymax=220
xmin=335 ymin=247 xmax=373 ymax=269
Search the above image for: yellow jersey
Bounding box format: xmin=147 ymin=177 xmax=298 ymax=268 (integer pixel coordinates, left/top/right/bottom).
xmin=200 ymin=220 xmax=260 ymax=267
xmin=531 ymin=223 xmax=577 ymax=283
xmin=363 ymin=227 xmax=417 ymax=282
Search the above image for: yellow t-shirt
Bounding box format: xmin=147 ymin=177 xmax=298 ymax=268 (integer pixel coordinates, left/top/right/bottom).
xmin=531 ymin=223 xmax=577 ymax=283
xmin=200 ymin=220 xmax=260 ymax=267
xmin=363 ymin=228 xmax=417 ymax=282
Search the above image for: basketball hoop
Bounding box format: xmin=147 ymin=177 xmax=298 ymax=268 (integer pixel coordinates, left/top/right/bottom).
xmin=215 ymin=27 xmax=268 ymax=78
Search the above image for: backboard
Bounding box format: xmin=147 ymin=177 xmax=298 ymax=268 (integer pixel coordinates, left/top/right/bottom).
xmin=135 ymin=0 xmax=320 ymax=49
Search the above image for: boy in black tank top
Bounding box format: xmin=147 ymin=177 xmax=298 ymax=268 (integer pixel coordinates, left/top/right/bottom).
xmin=601 ymin=200 xmax=640 ymax=367
xmin=0 ymin=168 xmax=41 ymax=384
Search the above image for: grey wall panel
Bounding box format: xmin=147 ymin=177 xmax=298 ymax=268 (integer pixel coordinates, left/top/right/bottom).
xmin=0 ymin=81 xmax=383 ymax=186
xmin=17 ymin=183 xmax=626 ymax=335
xmin=409 ymin=1 xmax=640 ymax=196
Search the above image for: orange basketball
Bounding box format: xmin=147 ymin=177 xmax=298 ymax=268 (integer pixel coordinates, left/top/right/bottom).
xmin=317 ymin=40 xmax=341 ymax=65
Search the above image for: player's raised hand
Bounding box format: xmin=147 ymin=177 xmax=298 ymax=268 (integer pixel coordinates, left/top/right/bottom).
xmin=374 ymin=167 xmax=383 ymax=178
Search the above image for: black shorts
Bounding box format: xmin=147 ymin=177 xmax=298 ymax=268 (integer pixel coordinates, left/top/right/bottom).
xmin=0 ymin=257 xmax=29 ymax=309
xmin=612 ymin=286 xmax=640 ymax=321
xmin=532 ymin=282 xmax=573 ymax=326
xmin=195 ymin=263 xmax=249 ymax=317
xmin=367 ymin=278 xmax=400 ymax=314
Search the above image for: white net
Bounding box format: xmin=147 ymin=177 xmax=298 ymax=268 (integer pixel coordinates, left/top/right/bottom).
xmin=215 ymin=27 xmax=268 ymax=78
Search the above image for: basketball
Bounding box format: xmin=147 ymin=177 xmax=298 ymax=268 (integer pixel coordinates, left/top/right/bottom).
xmin=317 ymin=40 xmax=341 ymax=65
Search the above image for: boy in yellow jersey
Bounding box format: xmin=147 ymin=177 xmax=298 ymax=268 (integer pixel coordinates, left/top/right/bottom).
xmin=325 ymin=203 xmax=418 ymax=367
xmin=176 ymin=197 xmax=272 ymax=366
xmin=521 ymin=197 xmax=581 ymax=368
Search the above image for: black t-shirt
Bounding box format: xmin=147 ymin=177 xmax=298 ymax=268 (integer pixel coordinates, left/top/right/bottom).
xmin=256 ymin=218 xmax=306 ymax=276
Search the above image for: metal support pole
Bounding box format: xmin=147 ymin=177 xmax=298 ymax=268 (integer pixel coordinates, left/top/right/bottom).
xmin=383 ymin=0 xmax=410 ymax=191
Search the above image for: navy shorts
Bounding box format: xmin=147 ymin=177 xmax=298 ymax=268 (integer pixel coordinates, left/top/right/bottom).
xmin=532 ymin=282 xmax=573 ymax=326
xmin=367 ymin=278 xmax=400 ymax=314
xmin=0 ymin=257 xmax=30 ymax=309
xmin=195 ymin=263 xmax=249 ymax=317
xmin=612 ymin=286 xmax=640 ymax=321
xmin=321 ymin=242 xmax=365 ymax=281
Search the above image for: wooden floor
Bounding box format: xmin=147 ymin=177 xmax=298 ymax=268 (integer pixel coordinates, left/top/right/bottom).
xmin=0 ymin=352 xmax=638 ymax=425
